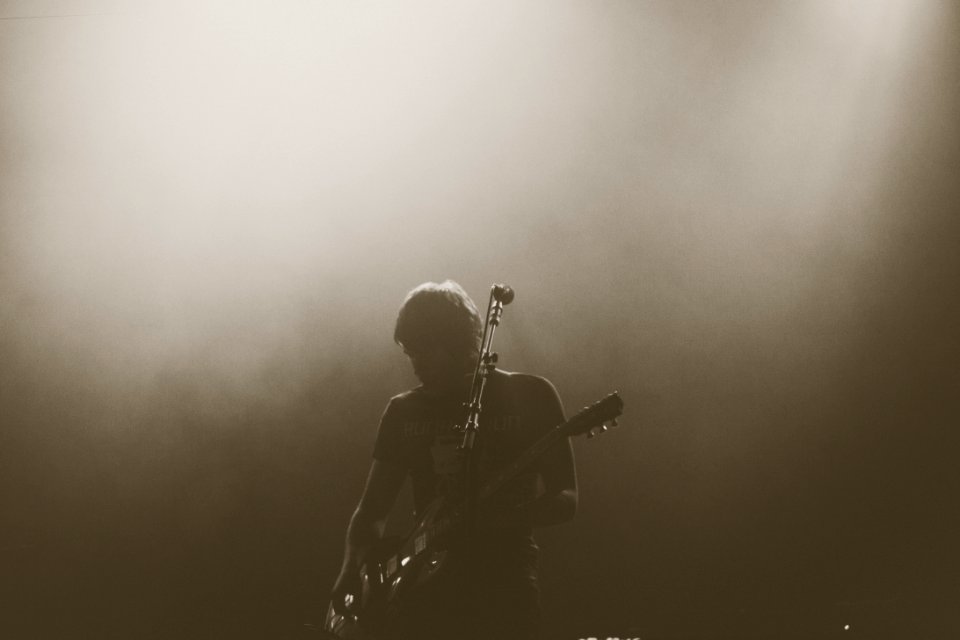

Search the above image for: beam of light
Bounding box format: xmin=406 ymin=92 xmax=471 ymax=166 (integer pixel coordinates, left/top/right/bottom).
xmin=0 ymin=0 xmax=951 ymax=428
xmin=1 ymin=0 xmax=601 ymax=417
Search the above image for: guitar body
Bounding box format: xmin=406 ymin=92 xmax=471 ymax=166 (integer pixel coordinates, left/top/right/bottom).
xmin=324 ymin=498 xmax=458 ymax=639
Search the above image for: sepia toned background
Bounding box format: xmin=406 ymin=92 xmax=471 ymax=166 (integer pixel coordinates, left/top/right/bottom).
xmin=2 ymin=1 xmax=958 ymax=638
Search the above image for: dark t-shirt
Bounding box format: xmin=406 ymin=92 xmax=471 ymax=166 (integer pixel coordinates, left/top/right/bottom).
xmin=372 ymin=369 xmax=565 ymax=569
xmin=372 ymin=369 xmax=566 ymax=639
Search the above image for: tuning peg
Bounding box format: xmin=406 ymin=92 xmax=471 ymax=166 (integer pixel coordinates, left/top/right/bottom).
xmin=611 ymin=419 xmax=619 ymax=428
xmin=587 ymin=425 xmax=608 ymax=439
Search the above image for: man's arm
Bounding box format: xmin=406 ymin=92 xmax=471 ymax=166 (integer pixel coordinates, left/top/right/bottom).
xmin=483 ymin=432 xmax=578 ymax=530
xmin=522 ymin=435 xmax=578 ymax=527
xmin=483 ymin=376 xmax=578 ymax=529
xmin=524 ymin=377 xmax=578 ymax=526
xmin=331 ymin=458 xmax=406 ymax=613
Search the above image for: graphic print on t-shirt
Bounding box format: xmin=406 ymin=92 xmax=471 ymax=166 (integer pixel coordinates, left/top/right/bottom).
xmin=394 ymin=413 xmax=526 ymax=501
xmin=430 ymin=424 xmax=463 ymax=476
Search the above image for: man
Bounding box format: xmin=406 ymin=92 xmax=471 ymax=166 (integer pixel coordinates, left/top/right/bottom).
xmin=330 ymin=280 xmax=577 ymax=640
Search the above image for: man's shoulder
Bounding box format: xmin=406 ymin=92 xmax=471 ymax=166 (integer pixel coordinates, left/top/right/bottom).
xmin=384 ymin=386 xmax=426 ymax=411
xmin=495 ymin=370 xmax=559 ymax=397
xmin=493 ymin=370 xmax=565 ymax=426
xmin=389 ymin=387 xmax=422 ymax=403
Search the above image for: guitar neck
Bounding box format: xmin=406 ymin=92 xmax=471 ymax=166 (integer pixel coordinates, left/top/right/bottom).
xmin=477 ymin=424 xmax=567 ymax=501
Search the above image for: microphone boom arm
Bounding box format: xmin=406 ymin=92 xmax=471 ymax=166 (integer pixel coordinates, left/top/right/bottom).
xmin=457 ymin=283 xmax=513 ymax=533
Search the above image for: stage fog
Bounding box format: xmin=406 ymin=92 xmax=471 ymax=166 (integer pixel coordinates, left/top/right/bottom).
xmin=2 ymin=1 xmax=958 ymax=638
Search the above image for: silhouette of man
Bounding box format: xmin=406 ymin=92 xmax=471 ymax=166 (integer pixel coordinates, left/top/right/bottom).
xmin=330 ymin=280 xmax=577 ymax=640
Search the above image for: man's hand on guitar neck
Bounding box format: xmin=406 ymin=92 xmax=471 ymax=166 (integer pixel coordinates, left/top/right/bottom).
xmin=478 ymin=469 xmax=579 ymax=531
xmin=473 ymin=472 xmax=556 ymax=530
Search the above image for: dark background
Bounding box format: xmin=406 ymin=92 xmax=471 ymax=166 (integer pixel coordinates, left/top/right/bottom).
xmin=2 ymin=2 xmax=958 ymax=638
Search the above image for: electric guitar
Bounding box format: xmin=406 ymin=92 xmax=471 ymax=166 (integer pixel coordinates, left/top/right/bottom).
xmin=323 ymin=391 xmax=624 ymax=639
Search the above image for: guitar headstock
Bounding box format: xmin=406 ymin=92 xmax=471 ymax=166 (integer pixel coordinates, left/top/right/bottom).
xmin=562 ymin=392 xmax=624 ymax=439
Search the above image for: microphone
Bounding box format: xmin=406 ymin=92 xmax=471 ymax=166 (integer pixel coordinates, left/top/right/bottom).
xmin=492 ymin=284 xmax=515 ymax=305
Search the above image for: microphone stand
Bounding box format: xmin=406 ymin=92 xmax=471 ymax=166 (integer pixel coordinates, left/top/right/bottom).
xmin=458 ymin=284 xmax=513 ymax=537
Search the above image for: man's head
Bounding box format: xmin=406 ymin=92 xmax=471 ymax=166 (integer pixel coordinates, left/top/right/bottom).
xmin=394 ymin=280 xmax=482 ymax=390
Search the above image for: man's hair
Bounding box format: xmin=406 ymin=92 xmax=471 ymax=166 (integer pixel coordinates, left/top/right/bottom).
xmin=394 ymin=280 xmax=483 ymax=360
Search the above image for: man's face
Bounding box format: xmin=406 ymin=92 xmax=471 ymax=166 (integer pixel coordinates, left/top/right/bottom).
xmin=402 ymin=341 xmax=465 ymax=391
